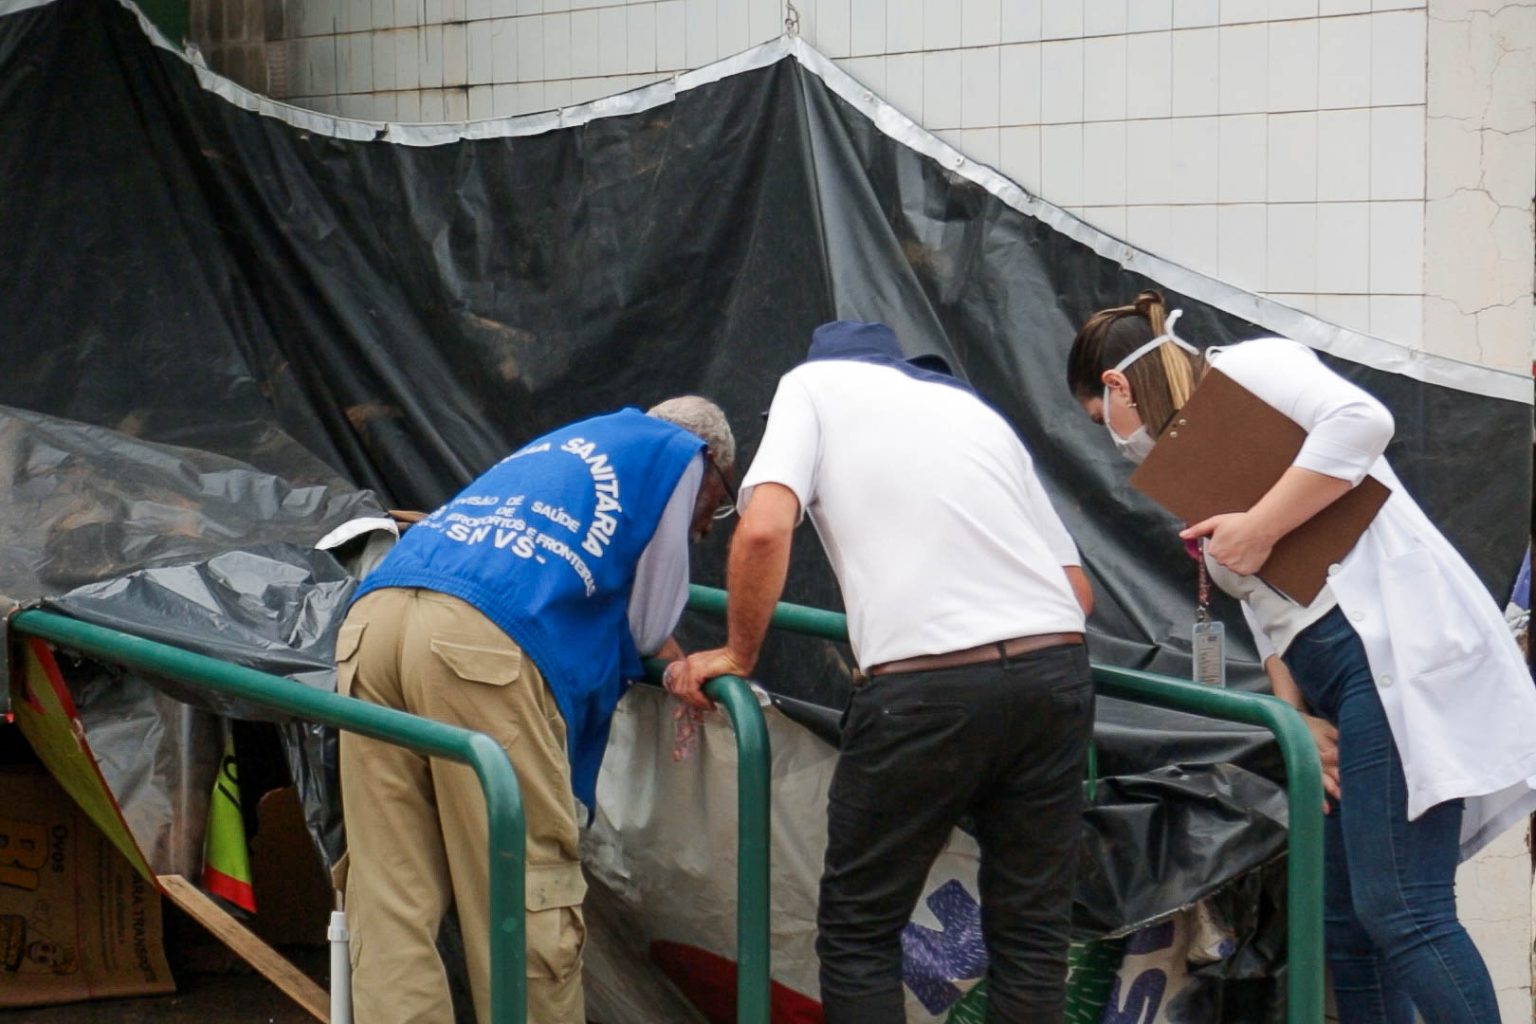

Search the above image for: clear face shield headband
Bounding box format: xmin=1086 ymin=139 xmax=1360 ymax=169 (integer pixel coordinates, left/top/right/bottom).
xmin=1104 ymin=309 xmax=1197 ymax=463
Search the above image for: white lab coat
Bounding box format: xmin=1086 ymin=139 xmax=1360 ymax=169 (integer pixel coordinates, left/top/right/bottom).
xmin=1210 ymin=338 xmax=1536 ymax=861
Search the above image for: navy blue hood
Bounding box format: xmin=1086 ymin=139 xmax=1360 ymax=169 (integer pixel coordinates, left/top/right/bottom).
xmin=804 ymin=320 xmax=973 ymax=394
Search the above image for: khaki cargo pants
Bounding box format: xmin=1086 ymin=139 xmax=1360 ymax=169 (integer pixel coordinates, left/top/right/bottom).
xmin=337 ymin=587 xmax=586 ymax=1024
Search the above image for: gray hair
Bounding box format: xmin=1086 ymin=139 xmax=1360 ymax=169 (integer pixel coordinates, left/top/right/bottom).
xmin=647 ymin=396 xmax=736 ymax=469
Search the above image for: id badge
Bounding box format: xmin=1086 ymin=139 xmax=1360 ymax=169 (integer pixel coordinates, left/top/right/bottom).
xmin=1192 ymin=620 xmax=1226 ymax=687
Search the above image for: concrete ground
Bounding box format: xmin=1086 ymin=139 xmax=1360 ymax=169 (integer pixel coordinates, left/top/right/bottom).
xmin=13 ymin=870 xmax=705 ymax=1024
xmin=15 ymin=907 xmax=330 ymax=1024
xmin=18 ymin=958 xmax=325 ymax=1023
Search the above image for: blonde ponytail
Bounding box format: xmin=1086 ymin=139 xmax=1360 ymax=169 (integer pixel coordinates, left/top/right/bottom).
xmin=1134 ymin=291 xmax=1166 ymax=337
xmin=1159 ymin=346 xmax=1196 ymax=411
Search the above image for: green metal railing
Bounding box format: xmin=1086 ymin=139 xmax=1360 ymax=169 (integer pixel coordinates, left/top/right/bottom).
xmin=13 ymin=607 xmax=778 ymax=1024
xmin=640 ymin=665 xmax=772 ymax=1024
xmin=11 ymin=609 xmax=530 ymax=1024
xmin=683 ymin=584 xmax=1326 ymax=1024
xmin=1091 ymin=665 xmax=1325 ymax=1022
xmin=14 ymin=591 xmax=1324 ymax=1022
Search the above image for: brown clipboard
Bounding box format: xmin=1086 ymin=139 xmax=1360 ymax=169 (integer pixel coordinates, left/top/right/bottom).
xmin=1128 ymin=368 xmax=1390 ymax=605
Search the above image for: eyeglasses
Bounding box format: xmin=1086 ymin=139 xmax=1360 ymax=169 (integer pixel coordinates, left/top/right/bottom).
xmin=710 ymin=458 xmax=738 ymax=520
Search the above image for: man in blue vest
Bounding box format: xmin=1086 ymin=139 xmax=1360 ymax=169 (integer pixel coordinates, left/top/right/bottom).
xmin=336 ymin=397 xmax=736 ymax=1024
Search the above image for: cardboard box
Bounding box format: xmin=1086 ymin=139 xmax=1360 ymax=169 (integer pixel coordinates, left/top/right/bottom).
xmin=0 ymin=766 xmax=174 ymax=1007
xmin=249 ymin=786 xmax=332 ymax=949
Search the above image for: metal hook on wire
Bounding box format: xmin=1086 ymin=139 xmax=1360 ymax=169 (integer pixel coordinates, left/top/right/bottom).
xmin=785 ymin=0 xmax=801 ymax=36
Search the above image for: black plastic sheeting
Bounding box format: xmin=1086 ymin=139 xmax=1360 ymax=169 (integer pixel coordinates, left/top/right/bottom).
xmin=0 ymin=403 xmax=381 ymax=864
xmin=0 ymin=0 xmax=1527 ymax=939
xmin=52 ymin=646 xmax=225 ymax=877
xmin=773 ymin=689 xmax=1287 ymax=940
xmin=0 ymin=406 xmax=380 ymax=609
xmin=48 ymin=544 xmax=363 ymax=865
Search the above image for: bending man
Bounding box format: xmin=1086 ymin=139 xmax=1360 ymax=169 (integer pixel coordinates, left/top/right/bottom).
xmin=339 ymin=397 xmax=736 ymax=1024
xmin=668 ymin=322 xmax=1093 ymax=1023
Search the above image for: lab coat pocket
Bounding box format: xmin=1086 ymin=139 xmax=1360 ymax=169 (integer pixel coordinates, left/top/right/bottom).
xmin=1378 ymin=547 xmax=1482 ymax=680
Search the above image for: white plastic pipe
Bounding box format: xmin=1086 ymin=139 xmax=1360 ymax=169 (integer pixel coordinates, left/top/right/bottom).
xmin=329 ymin=908 xmax=352 ymax=1024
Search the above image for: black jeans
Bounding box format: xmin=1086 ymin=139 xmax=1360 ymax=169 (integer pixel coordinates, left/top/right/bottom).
xmin=816 ymin=643 xmax=1094 ymax=1024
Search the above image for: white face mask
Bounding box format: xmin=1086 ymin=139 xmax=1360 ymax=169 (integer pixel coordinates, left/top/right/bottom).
xmin=1101 ymin=309 xmax=1195 ymax=465
xmin=1103 ymin=390 xmax=1157 ymax=464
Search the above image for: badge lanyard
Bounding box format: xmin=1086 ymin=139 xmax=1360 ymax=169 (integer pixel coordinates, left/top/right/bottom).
xmin=1192 ymin=539 xmax=1227 ymax=687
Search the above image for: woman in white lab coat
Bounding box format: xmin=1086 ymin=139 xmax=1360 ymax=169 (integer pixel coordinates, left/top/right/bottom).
xmin=1067 ymin=291 xmax=1536 ymax=1024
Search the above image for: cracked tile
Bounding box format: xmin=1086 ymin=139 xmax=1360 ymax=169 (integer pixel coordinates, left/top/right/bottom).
xmin=1421 ymin=0 xmax=1534 ymax=373
xmin=1474 ymin=299 xmax=1534 ymax=370
xmin=1454 ymin=823 xmax=1534 ymax=1013
xmin=1425 ymin=115 xmax=1484 ymax=197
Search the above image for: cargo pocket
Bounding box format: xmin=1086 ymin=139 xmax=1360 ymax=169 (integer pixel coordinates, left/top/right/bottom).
xmin=429 ymin=637 xmax=523 ymax=686
xmin=426 ymin=637 xmax=526 ymax=746
xmin=525 ymin=860 xmax=587 ymax=981
xmin=335 ymin=621 xmax=366 ymax=697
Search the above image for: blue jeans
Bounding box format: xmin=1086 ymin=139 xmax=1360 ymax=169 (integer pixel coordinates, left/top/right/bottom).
xmin=1283 ymin=607 xmax=1499 ymax=1024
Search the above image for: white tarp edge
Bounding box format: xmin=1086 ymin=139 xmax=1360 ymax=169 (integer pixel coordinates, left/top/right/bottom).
xmin=3 ymin=0 xmax=1525 ymax=404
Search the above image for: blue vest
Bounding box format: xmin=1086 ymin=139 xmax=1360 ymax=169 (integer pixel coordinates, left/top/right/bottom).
xmin=355 ymin=409 xmax=704 ymax=805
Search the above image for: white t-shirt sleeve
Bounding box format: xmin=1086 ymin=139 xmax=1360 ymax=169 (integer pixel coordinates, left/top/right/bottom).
xmin=626 ymin=454 xmax=703 ymax=655
xmin=1213 ymin=338 xmax=1395 ymax=486
xmin=1014 ymin=442 xmax=1080 ymax=566
xmin=738 ymin=373 xmax=820 ymax=522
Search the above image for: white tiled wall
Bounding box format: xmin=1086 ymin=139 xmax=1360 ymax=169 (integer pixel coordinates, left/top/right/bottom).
xmin=1421 ymin=0 xmax=1535 ymax=372
xmin=808 ymin=2 xmax=1444 ymax=357
xmin=275 ymin=0 xmax=789 ymax=120
xmin=225 ymin=0 xmax=1535 ymax=376
xmin=296 ymin=0 xmax=1520 ymax=378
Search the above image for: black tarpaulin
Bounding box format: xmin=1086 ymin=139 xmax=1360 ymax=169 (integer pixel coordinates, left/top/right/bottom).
xmin=0 ymin=405 xmax=380 ymax=608
xmin=0 ymin=0 xmax=1529 ymax=936
xmin=48 ymin=544 xmax=365 ymax=864
xmin=0 ymin=403 xmax=384 ymax=864
xmin=3 ymin=0 xmax=1527 ymax=699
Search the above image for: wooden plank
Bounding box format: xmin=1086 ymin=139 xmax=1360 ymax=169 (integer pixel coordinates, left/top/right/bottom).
xmin=158 ymin=873 xmax=330 ymax=1023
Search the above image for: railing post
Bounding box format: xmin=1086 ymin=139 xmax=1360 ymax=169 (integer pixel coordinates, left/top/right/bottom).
xmin=642 ymin=660 xmax=773 ymax=1024
xmin=1090 ymin=666 xmax=1326 ymax=1024
xmin=464 ymin=731 xmax=528 ymax=1024
xmin=702 ymin=675 xmax=772 ymax=1024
